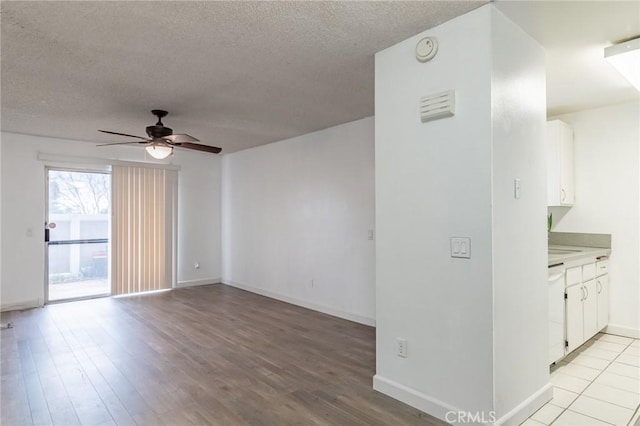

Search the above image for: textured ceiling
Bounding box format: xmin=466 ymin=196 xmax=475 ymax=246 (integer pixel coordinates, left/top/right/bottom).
xmin=495 ymin=0 xmax=640 ymax=117
xmin=1 ymin=1 xmax=485 ymax=153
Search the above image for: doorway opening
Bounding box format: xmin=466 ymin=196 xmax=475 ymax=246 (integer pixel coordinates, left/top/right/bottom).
xmin=46 ymin=168 xmax=111 ymax=302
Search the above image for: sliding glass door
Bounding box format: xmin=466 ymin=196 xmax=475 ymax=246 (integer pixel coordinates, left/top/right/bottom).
xmin=46 ymin=169 xmax=111 ymax=302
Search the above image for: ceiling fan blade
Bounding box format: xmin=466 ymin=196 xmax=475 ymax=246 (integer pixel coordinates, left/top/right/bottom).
xmin=97 ymin=141 xmax=148 ymax=146
xmin=178 ymin=142 xmax=222 ymax=154
xmin=98 ymin=130 xmax=149 ymax=140
xmin=164 ymin=133 xmax=200 ymax=143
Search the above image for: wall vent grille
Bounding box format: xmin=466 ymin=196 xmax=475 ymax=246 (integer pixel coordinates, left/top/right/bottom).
xmin=420 ymin=90 xmax=455 ymax=123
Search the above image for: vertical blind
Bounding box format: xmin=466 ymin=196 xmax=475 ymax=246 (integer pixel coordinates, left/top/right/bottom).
xmin=112 ymin=165 xmax=177 ymax=295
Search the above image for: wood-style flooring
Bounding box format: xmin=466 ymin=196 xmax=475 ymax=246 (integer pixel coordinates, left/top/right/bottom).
xmin=1 ymin=284 xmax=444 ymax=425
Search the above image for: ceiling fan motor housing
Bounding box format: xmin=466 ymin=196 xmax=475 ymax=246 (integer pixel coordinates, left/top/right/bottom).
xmin=146 ymin=125 xmax=173 ymax=139
xmin=146 ymin=109 xmax=173 ymax=138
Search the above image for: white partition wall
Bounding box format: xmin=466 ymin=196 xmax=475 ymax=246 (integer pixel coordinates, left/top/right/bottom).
xmin=374 ymin=5 xmax=549 ymax=425
xmin=490 ymin=9 xmax=549 ymax=421
xmin=221 ymin=118 xmax=376 ymax=325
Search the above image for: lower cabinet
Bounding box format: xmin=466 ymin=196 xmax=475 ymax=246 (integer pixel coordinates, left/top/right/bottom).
xmin=583 ymin=279 xmax=598 ymax=340
xmin=566 ymin=280 xmax=598 ymax=352
xmin=566 ymin=283 xmax=584 ymax=353
xmin=596 ymin=274 xmax=609 ymax=331
xmin=565 ymin=264 xmax=609 ymax=354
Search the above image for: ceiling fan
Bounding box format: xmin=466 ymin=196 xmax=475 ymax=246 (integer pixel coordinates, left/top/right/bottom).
xmin=97 ymin=110 xmax=222 ymax=159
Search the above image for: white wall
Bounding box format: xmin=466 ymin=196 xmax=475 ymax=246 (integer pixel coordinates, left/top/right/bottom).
xmin=490 ymin=9 xmax=549 ymax=419
xmin=0 ymin=136 xmax=3 ymax=301
xmin=0 ymin=132 xmax=222 ymax=310
xmin=221 ymin=117 xmax=375 ymax=325
xmin=374 ymin=5 xmax=549 ymax=424
xmin=375 ymin=6 xmax=494 ymax=418
xmin=176 ymin=149 xmax=222 ymax=288
xmin=550 ymin=101 xmax=640 ymax=337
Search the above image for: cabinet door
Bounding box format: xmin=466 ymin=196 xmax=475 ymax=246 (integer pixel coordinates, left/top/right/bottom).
xmin=547 ymin=121 xmax=561 ymax=205
xmin=549 ymin=271 xmax=566 ymax=364
xmin=583 ymin=280 xmax=598 ymax=340
xmin=546 ymin=120 xmax=575 ymax=206
xmin=559 ymin=123 xmax=574 ymax=205
xmin=566 ymin=285 xmax=584 ymax=353
xmin=597 ymin=275 xmax=609 ymax=331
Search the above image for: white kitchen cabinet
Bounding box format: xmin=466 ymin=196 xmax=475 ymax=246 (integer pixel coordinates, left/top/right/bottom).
xmin=549 ymin=266 xmax=566 ymax=364
xmin=566 ymin=283 xmax=584 ymax=353
xmin=596 ymin=259 xmax=609 ymax=276
xmin=583 ymin=279 xmax=598 ymax=339
xmin=547 ymin=120 xmax=574 ymax=206
xmin=565 ymin=260 xmax=609 ymax=354
xmin=596 ymin=274 xmax=609 ymax=331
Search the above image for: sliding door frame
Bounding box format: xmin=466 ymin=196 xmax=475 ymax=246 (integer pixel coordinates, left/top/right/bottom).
xmin=44 ymin=165 xmax=112 ymax=303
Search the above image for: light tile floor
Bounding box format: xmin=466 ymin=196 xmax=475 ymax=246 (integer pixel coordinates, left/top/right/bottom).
xmin=522 ymin=333 xmax=640 ymax=426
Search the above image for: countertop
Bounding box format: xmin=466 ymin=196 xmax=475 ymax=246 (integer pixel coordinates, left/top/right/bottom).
xmin=548 ymin=244 xmax=611 ymax=266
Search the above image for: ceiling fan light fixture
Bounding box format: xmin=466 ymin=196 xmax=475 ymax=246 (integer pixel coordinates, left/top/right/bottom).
xmin=97 ymin=110 xmax=221 ymax=155
xmin=604 ymin=37 xmax=640 ymax=91
xmin=145 ymin=142 xmax=173 ymax=159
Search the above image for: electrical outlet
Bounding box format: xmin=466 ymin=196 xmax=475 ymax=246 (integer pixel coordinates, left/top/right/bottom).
xmin=396 ymin=338 xmax=408 ymax=358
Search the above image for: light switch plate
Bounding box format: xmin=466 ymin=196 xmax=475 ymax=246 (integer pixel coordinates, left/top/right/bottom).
xmin=451 ymin=237 xmax=471 ymax=259
xmin=396 ymin=338 xmax=408 ymax=358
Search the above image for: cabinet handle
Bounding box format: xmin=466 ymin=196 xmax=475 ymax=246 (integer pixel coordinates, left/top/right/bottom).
xmin=585 ymin=286 xmax=589 ymax=300
xmin=561 ymin=189 xmax=566 ymax=202
xmin=580 ymin=286 xmax=585 ymax=301
xmin=597 ymin=281 xmax=602 ymax=294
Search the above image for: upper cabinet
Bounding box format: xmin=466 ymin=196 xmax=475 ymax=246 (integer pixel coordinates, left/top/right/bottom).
xmin=547 ymin=120 xmax=574 ymax=206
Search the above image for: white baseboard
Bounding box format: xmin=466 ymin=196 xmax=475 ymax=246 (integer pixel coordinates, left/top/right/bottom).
xmin=494 ymin=383 xmax=553 ymax=426
xmin=1 ymin=299 xmax=44 ymax=312
xmin=222 ymin=279 xmax=375 ymax=327
xmin=175 ymin=278 xmax=221 ymax=288
xmin=373 ymin=375 xmax=552 ymax=426
xmin=630 ymin=407 xmax=640 ymax=426
xmin=373 ymin=375 xmax=462 ymax=423
xmin=605 ymin=324 xmax=640 ymax=339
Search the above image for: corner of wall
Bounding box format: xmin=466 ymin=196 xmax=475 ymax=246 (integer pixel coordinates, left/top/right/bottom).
xmin=175 ymin=278 xmax=221 ymax=288
xmin=372 ymin=375 xmax=462 ymax=423
xmin=222 ymin=279 xmax=375 ymax=327
xmin=489 ymin=5 xmax=550 ymax=420
xmin=493 ymin=384 xmax=553 ymax=426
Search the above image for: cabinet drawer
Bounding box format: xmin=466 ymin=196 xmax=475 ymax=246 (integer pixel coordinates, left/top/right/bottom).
xmin=583 ymin=263 xmax=596 ymax=281
xmin=596 ymin=260 xmax=609 ymax=277
xmin=566 ymin=267 xmax=581 ymax=286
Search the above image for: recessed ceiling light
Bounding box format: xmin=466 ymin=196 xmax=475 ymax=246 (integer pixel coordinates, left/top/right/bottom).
xmin=604 ymin=37 xmax=640 ymax=91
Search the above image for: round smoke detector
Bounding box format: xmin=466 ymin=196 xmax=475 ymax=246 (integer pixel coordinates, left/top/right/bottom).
xmin=416 ymin=37 xmax=438 ymax=62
